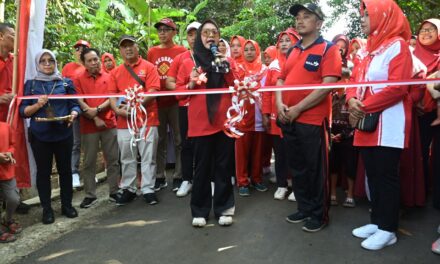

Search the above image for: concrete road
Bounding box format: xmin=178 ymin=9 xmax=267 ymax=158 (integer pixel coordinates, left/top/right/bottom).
xmin=15 ymin=184 xmax=440 ymax=264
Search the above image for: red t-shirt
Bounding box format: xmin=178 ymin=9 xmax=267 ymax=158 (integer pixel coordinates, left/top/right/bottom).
xmin=0 ymin=54 xmax=13 ymax=122
xmin=168 ymin=50 xmax=192 ymax=106
xmin=108 ymin=57 xmax=161 ymax=129
xmin=0 ymin=122 xmax=14 ymax=180
xmin=177 ymin=57 xmax=238 ymax=137
xmin=74 ymin=69 xmax=117 ymax=134
xmin=279 ymin=37 xmax=342 ymax=126
xmin=147 ymin=45 xmax=187 ymax=108
xmin=62 ymin=62 xmax=85 ymax=80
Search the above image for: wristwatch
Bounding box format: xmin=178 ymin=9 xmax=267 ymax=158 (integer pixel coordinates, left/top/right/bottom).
xmin=81 ymin=108 xmax=88 ymax=113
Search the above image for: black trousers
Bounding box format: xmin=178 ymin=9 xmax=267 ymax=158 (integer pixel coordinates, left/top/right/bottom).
xmin=418 ymin=111 xmax=440 ymax=209
xmin=178 ymin=106 xmax=194 ymax=182
xmin=272 ymin=135 xmax=288 ymax=188
xmin=280 ymin=121 xmax=329 ymax=224
xmin=191 ymin=132 xmax=235 ymax=219
xmin=31 ymin=135 xmax=73 ymax=210
xmin=360 ymin=147 xmax=402 ymax=232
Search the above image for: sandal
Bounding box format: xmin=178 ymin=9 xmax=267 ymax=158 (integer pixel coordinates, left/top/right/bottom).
xmin=2 ymin=219 xmax=23 ymax=234
xmin=0 ymin=230 xmax=16 ymax=243
xmin=330 ymin=196 xmax=338 ymax=206
xmin=343 ymin=197 xmax=356 ymax=208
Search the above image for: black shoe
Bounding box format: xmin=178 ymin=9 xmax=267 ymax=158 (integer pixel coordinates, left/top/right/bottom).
xmin=16 ymin=202 xmax=30 ymax=214
xmin=79 ymin=197 xmax=98 ymax=208
xmin=116 ymin=190 xmax=137 ymax=206
xmin=172 ymin=179 xmax=182 ymax=192
xmin=61 ymin=206 xmax=78 ymax=218
xmin=42 ymin=208 xmax=55 ymax=224
xmin=143 ymin=193 xmax=158 ymax=205
xmin=154 ymin=179 xmax=168 ymax=191
xmin=109 ymin=193 xmax=122 ymax=203
xmin=286 ymin=211 xmax=310 ymax=224
xmin=302 ymin=218 xmax=326 ymax=232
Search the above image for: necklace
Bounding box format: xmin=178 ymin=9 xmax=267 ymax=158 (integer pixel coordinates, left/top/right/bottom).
xmin=41 ymin=81 xmax=58 ymax=118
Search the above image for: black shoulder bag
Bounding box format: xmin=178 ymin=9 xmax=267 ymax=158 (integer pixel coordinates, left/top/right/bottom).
xmin=124 ymin=64 xmax=145 ymax=87
xmin=356 ymin=112 xmax=381 ymax=132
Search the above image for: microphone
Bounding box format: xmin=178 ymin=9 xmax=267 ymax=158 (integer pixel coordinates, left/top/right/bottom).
xmin=210 ymin=43 xmax=221 ymax=65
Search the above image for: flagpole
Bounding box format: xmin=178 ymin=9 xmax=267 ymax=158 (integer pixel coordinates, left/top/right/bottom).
xmin=8 ymin=0 xmax=21 ymax=125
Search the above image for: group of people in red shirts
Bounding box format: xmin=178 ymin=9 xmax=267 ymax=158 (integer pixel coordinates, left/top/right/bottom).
xmin=0 ymin=0 xmax=440 ymax=254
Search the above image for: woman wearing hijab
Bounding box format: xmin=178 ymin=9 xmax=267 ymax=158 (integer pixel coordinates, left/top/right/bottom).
xmin=332 ymin=34 xmax=350 ymax=67
xmin=230 ymin=35 xmax=246 ymax=65
xmin=19 ymin=50 xmax=81 ymax=225
xmin=262 ymin=30 xmax=300 ymax=200
xmin=176 ymin=20 xmax=238 ymax=227
xmin=412 ymin=18 xmax=440 ymax=255
xmin=346 ymin=0 xmax=413 ymax=250
xmin=348 ymin=38 xmax=367 ymax=68
xmin=218 ymin=38 xmax=231 ymax=58
xmin=234 ymin=39 xmax=268 ymax=196
xmin=101 ymin=52 xmax=117 ymax=73
xmin=263 ymin=46 xmax=277 ymax=66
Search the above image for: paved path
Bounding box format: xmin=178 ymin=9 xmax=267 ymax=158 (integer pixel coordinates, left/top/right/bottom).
xmin=15 ymin=184 xmax=440 ymax=264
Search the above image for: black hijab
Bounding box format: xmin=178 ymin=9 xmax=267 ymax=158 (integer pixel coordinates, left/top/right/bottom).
xmin=193 ymin=19 xmax=228 ymax=124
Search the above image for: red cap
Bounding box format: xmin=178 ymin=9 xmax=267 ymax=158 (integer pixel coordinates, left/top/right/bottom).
xmin=74 ymin=40 xmax=91 ymax=48
xmin=154 ymin=18 xmax=177 ymax=30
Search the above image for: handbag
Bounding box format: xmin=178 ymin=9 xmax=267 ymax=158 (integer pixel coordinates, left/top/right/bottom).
xmin=356 ymin=112 xmax=381 ymax=132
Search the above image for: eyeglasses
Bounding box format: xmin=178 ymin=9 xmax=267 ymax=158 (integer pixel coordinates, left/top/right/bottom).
xmin=201 ymin=29 xmax=219 ymax=37
xmin=39 ymin=59 xmax=55 ymax=65
xmin=419 ymin=28 xmax=437 ymax=34
xmin=157 ymin=27 xmax=174 ymax=33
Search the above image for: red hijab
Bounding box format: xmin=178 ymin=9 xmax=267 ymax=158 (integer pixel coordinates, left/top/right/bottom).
xmin=276 ymin=30 xmax=300 ymax=68
xmin=101 ymin=53 xmax=116 ymax=73
xmin=349 ymin=38 xmax=367 ymax=55
xmin=361 ymin=0 xmax=411 ymax=53
xmin=414 ymin=19 xmax=440 ymax=74
xmin=264 ymin=46 xmax=277 ymax=62
xmin=241 ymin=40 xmax=263 ymax=76
xmin=230 ymin=35 xmax=246 ymax=64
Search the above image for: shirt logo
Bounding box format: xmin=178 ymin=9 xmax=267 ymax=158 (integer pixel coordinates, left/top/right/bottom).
xmin=303 ymin=54 xmax=322 ymax=72
xmin=138 ymin=70 xmax=146 ymax=78
xmin=155 ymin=56 xmax=174 ymax=78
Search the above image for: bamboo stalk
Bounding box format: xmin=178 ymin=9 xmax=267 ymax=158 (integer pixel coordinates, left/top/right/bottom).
xmin=8 ymin=0 xmax=22 ymax=125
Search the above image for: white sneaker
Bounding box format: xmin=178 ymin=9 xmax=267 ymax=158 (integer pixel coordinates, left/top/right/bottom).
xmin=432 ymin=237 xmax=440 ymax=255
xmin=192 ymin=217 xmax=206 ymax=227
xmin=274 ymin=187 xmax=288 ymax=200
xmin=176 ymin=181 xmax=192 ymax=197
xmin=218 ymin=216 xmax=233 ymax=226
xmin=361 ymin=229 xmax=397 ymax=250
xmin=72 ymin=173 xmax=80 ymax=188
xmin=352 ymin=224 xmax=378 ymax=239
xmin=288 ymin=191 xmax=296 ymax=202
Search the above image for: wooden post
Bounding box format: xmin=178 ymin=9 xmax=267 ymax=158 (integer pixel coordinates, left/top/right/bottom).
xmin=8 ymin=0 xmax=21 ymax=125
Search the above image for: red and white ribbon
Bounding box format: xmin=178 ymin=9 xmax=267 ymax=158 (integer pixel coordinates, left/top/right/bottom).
xmin=124 ymin=84 xmax=149 ymax=151
xmin=224 ymin=79 xmax=260 ymax=138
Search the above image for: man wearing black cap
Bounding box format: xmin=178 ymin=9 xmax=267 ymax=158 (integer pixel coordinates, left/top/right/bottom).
xmin=147 ymin=18 xmax=187 ymax=194
xmin=109 ymin=35 xmax=161 ymax=205
xmin=275 ymin=2 xmax=342 ymax=232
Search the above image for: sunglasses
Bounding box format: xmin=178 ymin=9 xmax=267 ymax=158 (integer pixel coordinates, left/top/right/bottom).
xmin=201 ymin=29 xmax=219 ymax=37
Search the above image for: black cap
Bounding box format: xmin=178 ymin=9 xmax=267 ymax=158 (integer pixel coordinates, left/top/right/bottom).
xmin=118 ymin=35 xmax=136 ymax=46
xmin=289 ymin=3 xmax=324 ymax=21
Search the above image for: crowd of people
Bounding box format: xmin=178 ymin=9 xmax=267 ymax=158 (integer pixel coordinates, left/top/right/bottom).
xmin=0 ymin=0 xmax=439 ymax=254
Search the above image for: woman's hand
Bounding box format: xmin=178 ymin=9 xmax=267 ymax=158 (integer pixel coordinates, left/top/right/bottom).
xmin=36 ymin=95 xmax=48 ymax=108
xmin=348 ymin=98 xmax=365 ymax=119
xmin=67 ymin=110 xmax=78 ymax=127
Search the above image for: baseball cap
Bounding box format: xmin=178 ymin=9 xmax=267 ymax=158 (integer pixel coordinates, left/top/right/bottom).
xmin=154 ymin=18 xmax=177 ymax=30
xmin=118 ymin=35 xmax=136 ymax=46
xmin=289 ymin=3 xmax=324 ymax=20
xmin=74 ymin=39 xmax=91 ymax=48
xmin=186 ymin=21 xmax=201 ymax=33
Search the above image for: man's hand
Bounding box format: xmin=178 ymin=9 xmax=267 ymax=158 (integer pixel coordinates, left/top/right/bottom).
xmin=83 ymin=107 xmax=98 ymax=119
xmin=0 ymin=93 xmax=13 ymax=105
xmin=67 ymin=111 xmax=78 ymax=127
xmin=0 ymin=153 xmax=10 ymax=164
xmin=93 ymin=117 xmax=107 ymax=129
xmin=285 ymin=105 xmax=302 ymax=123
xmin=331 ymin=133 xmax=342 ymax=143
xmin=116 ymin=104 xmax=130 ymax=118
xmin=276 ymin=102 xmax=289 ymax=124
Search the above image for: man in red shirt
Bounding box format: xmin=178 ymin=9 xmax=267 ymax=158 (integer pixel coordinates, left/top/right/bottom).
xmin=276 ymin=3 xmax=341 ymax=232
xmin=109 ymin=35 xmax=161 ymax=205
xmin=74 ymin=48 xmax=121 ymax=208
xmin=147 ymin=18 xmax=187 ymax=193
xmin=0 ymin=23 xmax=15 ymax=122
xmin=166 ymin=21 xmax=201 ymax=197
xmin=62 ymin=39 xmax=91 ymax=189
